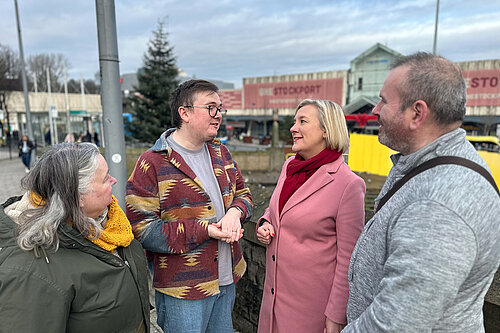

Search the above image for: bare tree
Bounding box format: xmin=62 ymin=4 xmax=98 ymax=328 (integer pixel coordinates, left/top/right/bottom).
xmin=66 ymin=78 xmax=100 ymax=94
xmin=0 ymin=43 xmax=22 ymax=91
xmin=27 ymin=53 xmax=70 ymax=92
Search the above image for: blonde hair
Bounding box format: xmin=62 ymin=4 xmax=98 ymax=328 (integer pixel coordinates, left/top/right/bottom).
xmin=295 ymin=99 xmax=349 ymax=153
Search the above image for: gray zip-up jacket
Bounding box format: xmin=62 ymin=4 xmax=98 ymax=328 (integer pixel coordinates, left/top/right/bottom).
xmin=344 ymin=128 xmax=500 ymax=332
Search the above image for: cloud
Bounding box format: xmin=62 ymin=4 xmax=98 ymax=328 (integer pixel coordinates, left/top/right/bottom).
xmin=1 ymin=0 xmax=499 ymax=88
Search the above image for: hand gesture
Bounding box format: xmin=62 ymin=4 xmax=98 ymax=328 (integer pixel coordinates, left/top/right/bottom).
xmin=256 ymin=221 xmax=275 ymax=245
xmin=324 ymin=318 xmax=345 ymax=333
xmin=217 ymin=207 xmax=244 ymax=243
xmin=207 ymin=222 xmax=231 ymax=241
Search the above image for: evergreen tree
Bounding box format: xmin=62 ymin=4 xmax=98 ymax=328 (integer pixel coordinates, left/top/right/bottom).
xmin=126 ymin=20 xmax=179 ymax=142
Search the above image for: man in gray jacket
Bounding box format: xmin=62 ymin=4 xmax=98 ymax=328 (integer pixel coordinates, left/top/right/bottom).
xmin=343 ymin=52 xmax=500 ymax=332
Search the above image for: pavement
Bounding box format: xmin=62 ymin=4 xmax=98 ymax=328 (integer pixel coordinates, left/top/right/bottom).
xmin=0 ymin=154 xmax=26 ymax=204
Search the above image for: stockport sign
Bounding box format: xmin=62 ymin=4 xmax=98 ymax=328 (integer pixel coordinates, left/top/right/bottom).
xmin=462 ymin=69 xmax=500 ymax=106
xmin=244 ymin=78 xmax=343 ymax=109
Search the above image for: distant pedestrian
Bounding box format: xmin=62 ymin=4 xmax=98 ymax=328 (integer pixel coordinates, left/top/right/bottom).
xmin=92 ymin=129 xmax=100 ymax=146
xmin=44 ymin=129 xmax=51 ymax=145
xmin=82 ymin=131 xmax=92 ymax=143
xmin=64 ymin=132 xmax=75 ymax=143
xmin=18 ymin=135 xmax=34 ymax=173
xmin=5 ymin=130 xmax=11 ymax=146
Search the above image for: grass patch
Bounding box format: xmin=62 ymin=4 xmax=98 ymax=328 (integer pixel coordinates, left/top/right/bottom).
xmin=125 ymin=147 xmax=147 ymax=177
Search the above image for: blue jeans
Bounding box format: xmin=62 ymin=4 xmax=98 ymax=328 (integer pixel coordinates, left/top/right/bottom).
xmin=155 ymin=284 xmax=236 ymax=333
xmin=21 ymin=152 xmax=31 ymax=169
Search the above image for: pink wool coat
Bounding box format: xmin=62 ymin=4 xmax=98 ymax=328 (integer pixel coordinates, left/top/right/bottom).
xmin=257 ymin=157 xmax=365 ymax=333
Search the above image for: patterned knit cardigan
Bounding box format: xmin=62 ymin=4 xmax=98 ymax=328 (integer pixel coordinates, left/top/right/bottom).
xmin=126 ymin=130 xmax=252 ymax=300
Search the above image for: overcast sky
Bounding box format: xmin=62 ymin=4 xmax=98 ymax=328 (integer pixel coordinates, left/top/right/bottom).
xmin=2 ymin=0 xmax=499 ymax=88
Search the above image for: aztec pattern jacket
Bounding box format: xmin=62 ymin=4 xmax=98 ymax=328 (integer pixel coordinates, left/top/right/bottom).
xmin=126 ymin=129 xmax=252 ymax=300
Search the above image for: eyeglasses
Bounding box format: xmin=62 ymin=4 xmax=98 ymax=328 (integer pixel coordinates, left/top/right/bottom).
xmin=183 ymin=105 xmax=227 ymax=117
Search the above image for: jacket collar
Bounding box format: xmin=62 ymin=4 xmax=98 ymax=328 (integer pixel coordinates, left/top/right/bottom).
xmin=151 ymin=128 xmax=221 ymax=152
xmin=151 ymin=128 xmax=176 ymax=151
xmin=57 ymin=223 xmax=124 ymax=266
xmin=389 ymin=128 xmax=466 ymax=176
xmin=280 ymin=157 xmax=344 ymax=217
xmin=151 ymin=129 xmax=223 ymax=192
xmin=377 ymin=128 xmax=466 ymax=202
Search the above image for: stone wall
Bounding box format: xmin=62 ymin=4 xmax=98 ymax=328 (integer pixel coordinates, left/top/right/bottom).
xmin=233 ymin=180 xmax=274 ymax=333
xmin=484 ymin=271 xmax=500 ymax=333
xmin=232 ymin=152 xmax=269 ymax=171
xmin=233 ymin=233 xmax=265 ymax=333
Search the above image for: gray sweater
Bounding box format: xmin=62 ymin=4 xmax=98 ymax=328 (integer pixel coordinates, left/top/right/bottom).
xmin=344 ymin=128 xmax=500 ymax=332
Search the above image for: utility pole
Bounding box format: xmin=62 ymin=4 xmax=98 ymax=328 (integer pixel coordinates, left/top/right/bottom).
xmin=433 ymin=0 xmax=440 ymax=55
xmin=47 ymin=67 xmax=56 ymax=145
xmin=269 ymin=109 xmax=283 ymax=171
xmin=95 ymin=0 xmax=127 ymax=207
xmin=0 ymin=92 xmax=12 ymax=159
xmin=80 ymin=74 xmax=90 ymax=132
xmin=64 ymin=68 xmax=71 ymax=136
xmin=33 ymin=73 xmax=37 ymax=94
xmin=14 ymin=0 xmax=34 ymax=144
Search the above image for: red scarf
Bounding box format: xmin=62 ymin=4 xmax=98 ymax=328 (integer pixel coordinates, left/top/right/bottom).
xmin=279 ymin=148 xmax=342 ymax=214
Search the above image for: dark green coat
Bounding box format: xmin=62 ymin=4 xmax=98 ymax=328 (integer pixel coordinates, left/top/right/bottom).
xmin=0 ymin=196 xmax=151 ymax=333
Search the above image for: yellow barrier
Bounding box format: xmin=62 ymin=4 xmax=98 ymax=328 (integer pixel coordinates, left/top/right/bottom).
xmin=347 ymin=133 xmax=500 ymax=187
xmin=348 ymin=133 xmax=395 ymax=176
xmin=477 ymin=151 xmax=500 ymax=187
xmin=466 ymin=136 xmax=500 ymax=187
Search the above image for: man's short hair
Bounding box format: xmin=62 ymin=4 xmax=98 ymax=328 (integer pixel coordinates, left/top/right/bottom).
xmin=392 ymin=52 xmax=466 ymax=125
xmin=170 ymin=80 xmax=219 ymax=128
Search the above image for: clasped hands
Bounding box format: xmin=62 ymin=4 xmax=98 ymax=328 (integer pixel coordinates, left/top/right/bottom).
xmin=256 ymin=221 xmax=275 ymax=245
xmin=208 ymin=207 xmax=244 ymax=243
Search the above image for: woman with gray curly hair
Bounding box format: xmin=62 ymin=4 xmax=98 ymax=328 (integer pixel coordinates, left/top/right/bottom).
xmin=0 ymin=142 xmax=150 ymax=332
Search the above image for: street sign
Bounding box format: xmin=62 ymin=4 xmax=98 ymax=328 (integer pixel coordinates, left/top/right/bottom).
xmin=70 ymin=110 xmax=87 ymax=115
xmin=50 ymin=105 xmax=58 ymax=117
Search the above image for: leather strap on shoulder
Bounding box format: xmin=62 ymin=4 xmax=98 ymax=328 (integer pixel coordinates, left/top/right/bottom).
xmin=375 ymin=156 xmax=499 ymax=213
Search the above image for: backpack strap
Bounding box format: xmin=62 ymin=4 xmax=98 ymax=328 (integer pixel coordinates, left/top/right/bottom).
xmin=375 ymin=156 xmax=499 ymax=213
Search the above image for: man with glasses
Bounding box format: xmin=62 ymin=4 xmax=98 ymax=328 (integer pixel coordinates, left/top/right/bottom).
xmin=126 ymin=79 xmax=252 ymax=332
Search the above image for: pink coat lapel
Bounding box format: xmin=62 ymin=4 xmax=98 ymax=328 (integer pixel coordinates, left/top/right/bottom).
xmin=280 ymin=157 xmax=344 ymax=218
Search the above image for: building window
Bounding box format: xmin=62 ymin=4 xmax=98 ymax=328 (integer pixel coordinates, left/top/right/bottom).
xmin=358 ymin=77 xmax=363 ymax=91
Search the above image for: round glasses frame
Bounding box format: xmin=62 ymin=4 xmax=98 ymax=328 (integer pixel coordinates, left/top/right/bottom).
xmin=183 ymin=105 xmax=227 ymax=117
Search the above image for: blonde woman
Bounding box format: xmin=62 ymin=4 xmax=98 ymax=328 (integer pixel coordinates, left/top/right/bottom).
xmin=257 ymin=100 xmax=365 ymax=333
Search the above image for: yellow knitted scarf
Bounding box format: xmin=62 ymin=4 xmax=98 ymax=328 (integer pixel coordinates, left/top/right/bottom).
xmin=29 ymin=192 xmax=46 ymax=208
xmin=29 ymin=192 xmax=134 ymax=252
xmin=88 ymin=195 xmax=134 ymax=252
